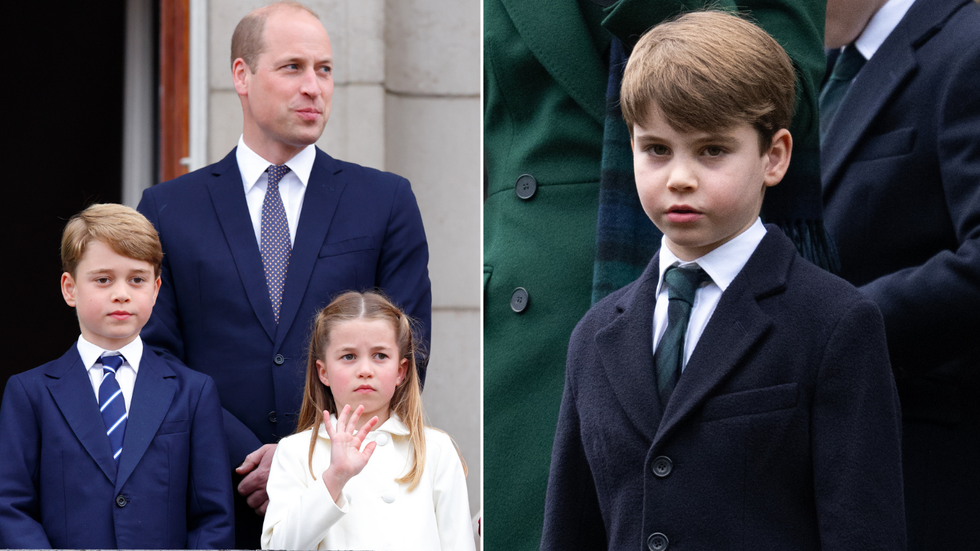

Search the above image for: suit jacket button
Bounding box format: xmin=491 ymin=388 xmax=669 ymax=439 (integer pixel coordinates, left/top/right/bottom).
xmin=274 ymin=354 xmax=285 ymax=365
xmin=115 ymin=495 xmax=128 ymax=508
xmin=269 ymin=411 xmax=277 ymax=423
xmin=510 ymin=287 xmax=529 ymax=313
xmin=647 ymin=532 xmax=669 ymax=551
xmin=652 ymin=456 xmax=673 ymax=478
xmin=515 ymin=174 xmax=537 ymax=200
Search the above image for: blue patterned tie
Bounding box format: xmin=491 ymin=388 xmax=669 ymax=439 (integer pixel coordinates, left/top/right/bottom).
xmin=655 ymin=265 xmax=711 ymax=406
xmin=99 ymin=354 xmax=127 ymax=465
xmin=261 ymin=165 xmax=292 ymax=323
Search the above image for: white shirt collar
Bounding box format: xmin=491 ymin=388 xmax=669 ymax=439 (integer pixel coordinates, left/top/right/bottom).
xmin=657 ymin=218 xmax=767 ymax=294
xmin=236 ymin=135 xmax=315 ymax=193
xmin=77 ymin=334 xmax=144 ymax=373
xmin=854 ymin=0 xmax=916 ymax=60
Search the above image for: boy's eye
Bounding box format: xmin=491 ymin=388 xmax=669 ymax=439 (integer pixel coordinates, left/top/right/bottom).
xmin=702 ymin=146 xmax=725 ymax=156
xmin=131 ymin=277 xmax=145 ymax=284
xmin=649 ymin=144 xmax=669 ymax=155
xmin=95 ymin=277 xmax=110 ymax=284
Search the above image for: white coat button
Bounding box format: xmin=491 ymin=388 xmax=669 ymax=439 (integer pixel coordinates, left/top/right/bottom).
xmin=382 ymin=493 xmax=396 ymax=503
xmin=375 ymin=433 xmax=390 ymax=446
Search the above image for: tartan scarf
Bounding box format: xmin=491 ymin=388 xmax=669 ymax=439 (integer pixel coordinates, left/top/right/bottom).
xmin=591 ymin=38 xmax=840 ymax=305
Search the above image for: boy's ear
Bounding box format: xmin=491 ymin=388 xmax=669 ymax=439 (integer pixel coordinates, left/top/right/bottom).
xmin=763 ymin=129 xmax=793 ymax=188
xmin=316 ymin=359 xmax=330 ymax=386
xmin=151 ymin=276 xmax=162 ymax=305
xmin=61 ymin=272 xmax=77 ymax=307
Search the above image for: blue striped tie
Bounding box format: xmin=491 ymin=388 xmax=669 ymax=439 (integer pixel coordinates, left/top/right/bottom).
xmin=99 ymin=354 xmax=128 ymax=465
xmin=655 ymin=265 xmax=711 ymax=407
xmin=261 ymin=165 xmax=292 ymax=323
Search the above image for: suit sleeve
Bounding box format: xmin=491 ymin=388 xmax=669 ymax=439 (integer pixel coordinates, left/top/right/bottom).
xmin=137 ymin=189 xmax=264 ymax=468
xmin=810 ymin=299 xmax=906 ymax=550
xmin=540 ymin=326 xmax=608 ymax=550
xmin=185 ymin=375 xmax=235 ymax=549
xmin=861 ymin=44 xmax=980 ymax=371
xmin=377 ymin=177 xmax=432 ymax=385
xmin=0 ymin=376 xmax=52 ymax=549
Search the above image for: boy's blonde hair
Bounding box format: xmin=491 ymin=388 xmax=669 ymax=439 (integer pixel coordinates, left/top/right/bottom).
xmin=61 ymin=203 xmax=163 ymax=278
xmin=621 ymin=10 xmax=796 ymax=152
xmin=297 ymin=291 xmax=439 ymax=491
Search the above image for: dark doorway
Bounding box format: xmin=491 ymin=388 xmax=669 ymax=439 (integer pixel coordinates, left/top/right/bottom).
xmin=3 ymin=1 xmax=131 ymax=394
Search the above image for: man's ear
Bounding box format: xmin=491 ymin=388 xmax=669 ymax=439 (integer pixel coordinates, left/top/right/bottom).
xmin=61 ymin=272 xmax=77 ymax=307
xmin=763 ymin=129 xmax=793 ymax=188
xmin=232 ymin=58 xmax=251 ymax=96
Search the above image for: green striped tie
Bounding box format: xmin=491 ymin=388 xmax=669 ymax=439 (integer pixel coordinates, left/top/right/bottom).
xmin=655 ymin=265 xmax=710 ymax=406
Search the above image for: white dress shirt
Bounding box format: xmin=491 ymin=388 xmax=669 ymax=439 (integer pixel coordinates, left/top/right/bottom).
xmin=854 ymin=0 xmax=915 ymax=60
xmin=78 ymin=335 xmax=144 ymax=412
xmin=262 ymin=414 xmax=476 ymax=551
xmin=653 ymin=218 xmax=767 ymax=371
xmin=236 ymin=136 xmax=315 ymax=247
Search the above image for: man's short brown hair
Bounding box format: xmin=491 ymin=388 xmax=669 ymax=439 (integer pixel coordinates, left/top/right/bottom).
xmin=621 ymin=10 xmax=796 ymax=151
xmin=230 ymin=1 xmax=320 ymax=72
xmin=61 ymin=204 xmax=163 ymax=278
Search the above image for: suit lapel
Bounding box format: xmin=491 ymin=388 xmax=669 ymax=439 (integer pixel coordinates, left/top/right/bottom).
xmin=595 ymin=257 xmax=664 ymax=443
xmin=115 ymin=353 xmax=176 ymax=490
xmin=275 ymin=149 xmax=347 ymax=346
xmin=498 ymin=0 xmax=607 ymax=124
xmin=655 ymin=228 xmax=791 ymax=447
xmin=822 ymin=0 xmax=965 ymax=195
xmin=45 ymin=346 xmax=117 ymax=484
xmin=206 ymin=149 xmax=277 ymax=341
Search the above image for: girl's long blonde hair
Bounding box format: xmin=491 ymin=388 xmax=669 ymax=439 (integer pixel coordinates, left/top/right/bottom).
xmin=296 ymin=291 xmax=428 ymax=490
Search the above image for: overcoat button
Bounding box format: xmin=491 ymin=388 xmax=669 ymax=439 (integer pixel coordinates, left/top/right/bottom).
xmin=274 ymin=354 xmax=285 ymax=365
xmin=269 ymin=411 xmax=277 ymax=423
xmin=515 ymin=174 xmax=537 ymax=200
xmin=382 ymin=493 xmax=396 ymax=503
xmin=375 ymin=433 xmax=390 ymax=446
xmin=647 ymin=532 xmax=669 ymax=551
xmin=652 ymin=456 xmax=673 ymax=478
xmin=115 ymin=495 xmax=128 ymax=508
xmin=510 ymin=287 xmax=529 ymax=313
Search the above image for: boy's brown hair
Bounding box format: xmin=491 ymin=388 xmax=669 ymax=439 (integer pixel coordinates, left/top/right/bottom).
xmin=61 ymin=203 xmax=164 ymax=278
xmin=621 ymin=10 xmax=796 ymax=152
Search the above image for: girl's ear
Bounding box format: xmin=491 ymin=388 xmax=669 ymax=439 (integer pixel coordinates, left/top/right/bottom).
xmin=316 ymin=359 xmax=330 ymax=386
xmin=397 ymin=358 xmax=409 ymax=385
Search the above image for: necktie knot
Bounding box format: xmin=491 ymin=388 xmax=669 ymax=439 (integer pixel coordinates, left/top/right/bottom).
xmin=100 ymin=354 xmax=124 ymax=371
xmin=830 ymin=45 xmax=866 ymax=83
xmin=267 ymin=164 xmax=291 ymax=190
xmin=664 ymin=265 xmax=710 ymax=306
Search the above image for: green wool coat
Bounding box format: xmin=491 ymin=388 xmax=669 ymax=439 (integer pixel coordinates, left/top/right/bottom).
xmin=484 ymin=0 xmax=827 ymax=549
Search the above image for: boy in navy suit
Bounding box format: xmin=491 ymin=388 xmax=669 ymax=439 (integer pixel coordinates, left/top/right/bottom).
xmin=541 ymin=11 xmax=905 ymax=550
xmin=0 ymin=204 xmax=234 ymax=549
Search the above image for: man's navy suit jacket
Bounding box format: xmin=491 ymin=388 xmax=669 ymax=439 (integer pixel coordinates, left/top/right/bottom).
xmin=821 ymin=0 xmax=980 ymax=545
xmin=136 ymin=147 xmax=431 ymax=466
xmin=0 ymin=345 xmax=233 ymax=549
xmin=541 ymin=227 xmax=905 ymax=550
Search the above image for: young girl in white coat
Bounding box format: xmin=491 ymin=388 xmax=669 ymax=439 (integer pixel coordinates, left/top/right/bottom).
xmin=261 ymin=292 xmax=475 ymax=550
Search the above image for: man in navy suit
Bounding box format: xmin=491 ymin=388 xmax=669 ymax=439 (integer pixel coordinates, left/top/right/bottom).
xmin=137 ymin=2 xmax=430 ymax=547
xmin=821 ymin=0 xmax=980 ymax=547
xmin=542 ymin=12 xmax=905 ymax=549
xmin=0 ymin=204 xmax=233 ymax=549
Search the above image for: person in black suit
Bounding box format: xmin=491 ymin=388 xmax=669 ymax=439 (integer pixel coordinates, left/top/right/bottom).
xmin=821 ymin=0 xmax=980 ymax=547
xmin=542 ymin=12 xmax=905 ymax=550
xmin=137 ymin=3 xmax=431 ymax=547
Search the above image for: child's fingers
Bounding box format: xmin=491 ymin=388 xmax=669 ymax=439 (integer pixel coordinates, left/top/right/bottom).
xmin=322 ymin=410 xmax=333 ymax=436
xmin=361 ymin=440 xmax=378 ymax=461
xmin=346 ymin=404 xmax=365 ymax=434
xmin=337 ymin=404 xmax=351 ymax=429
